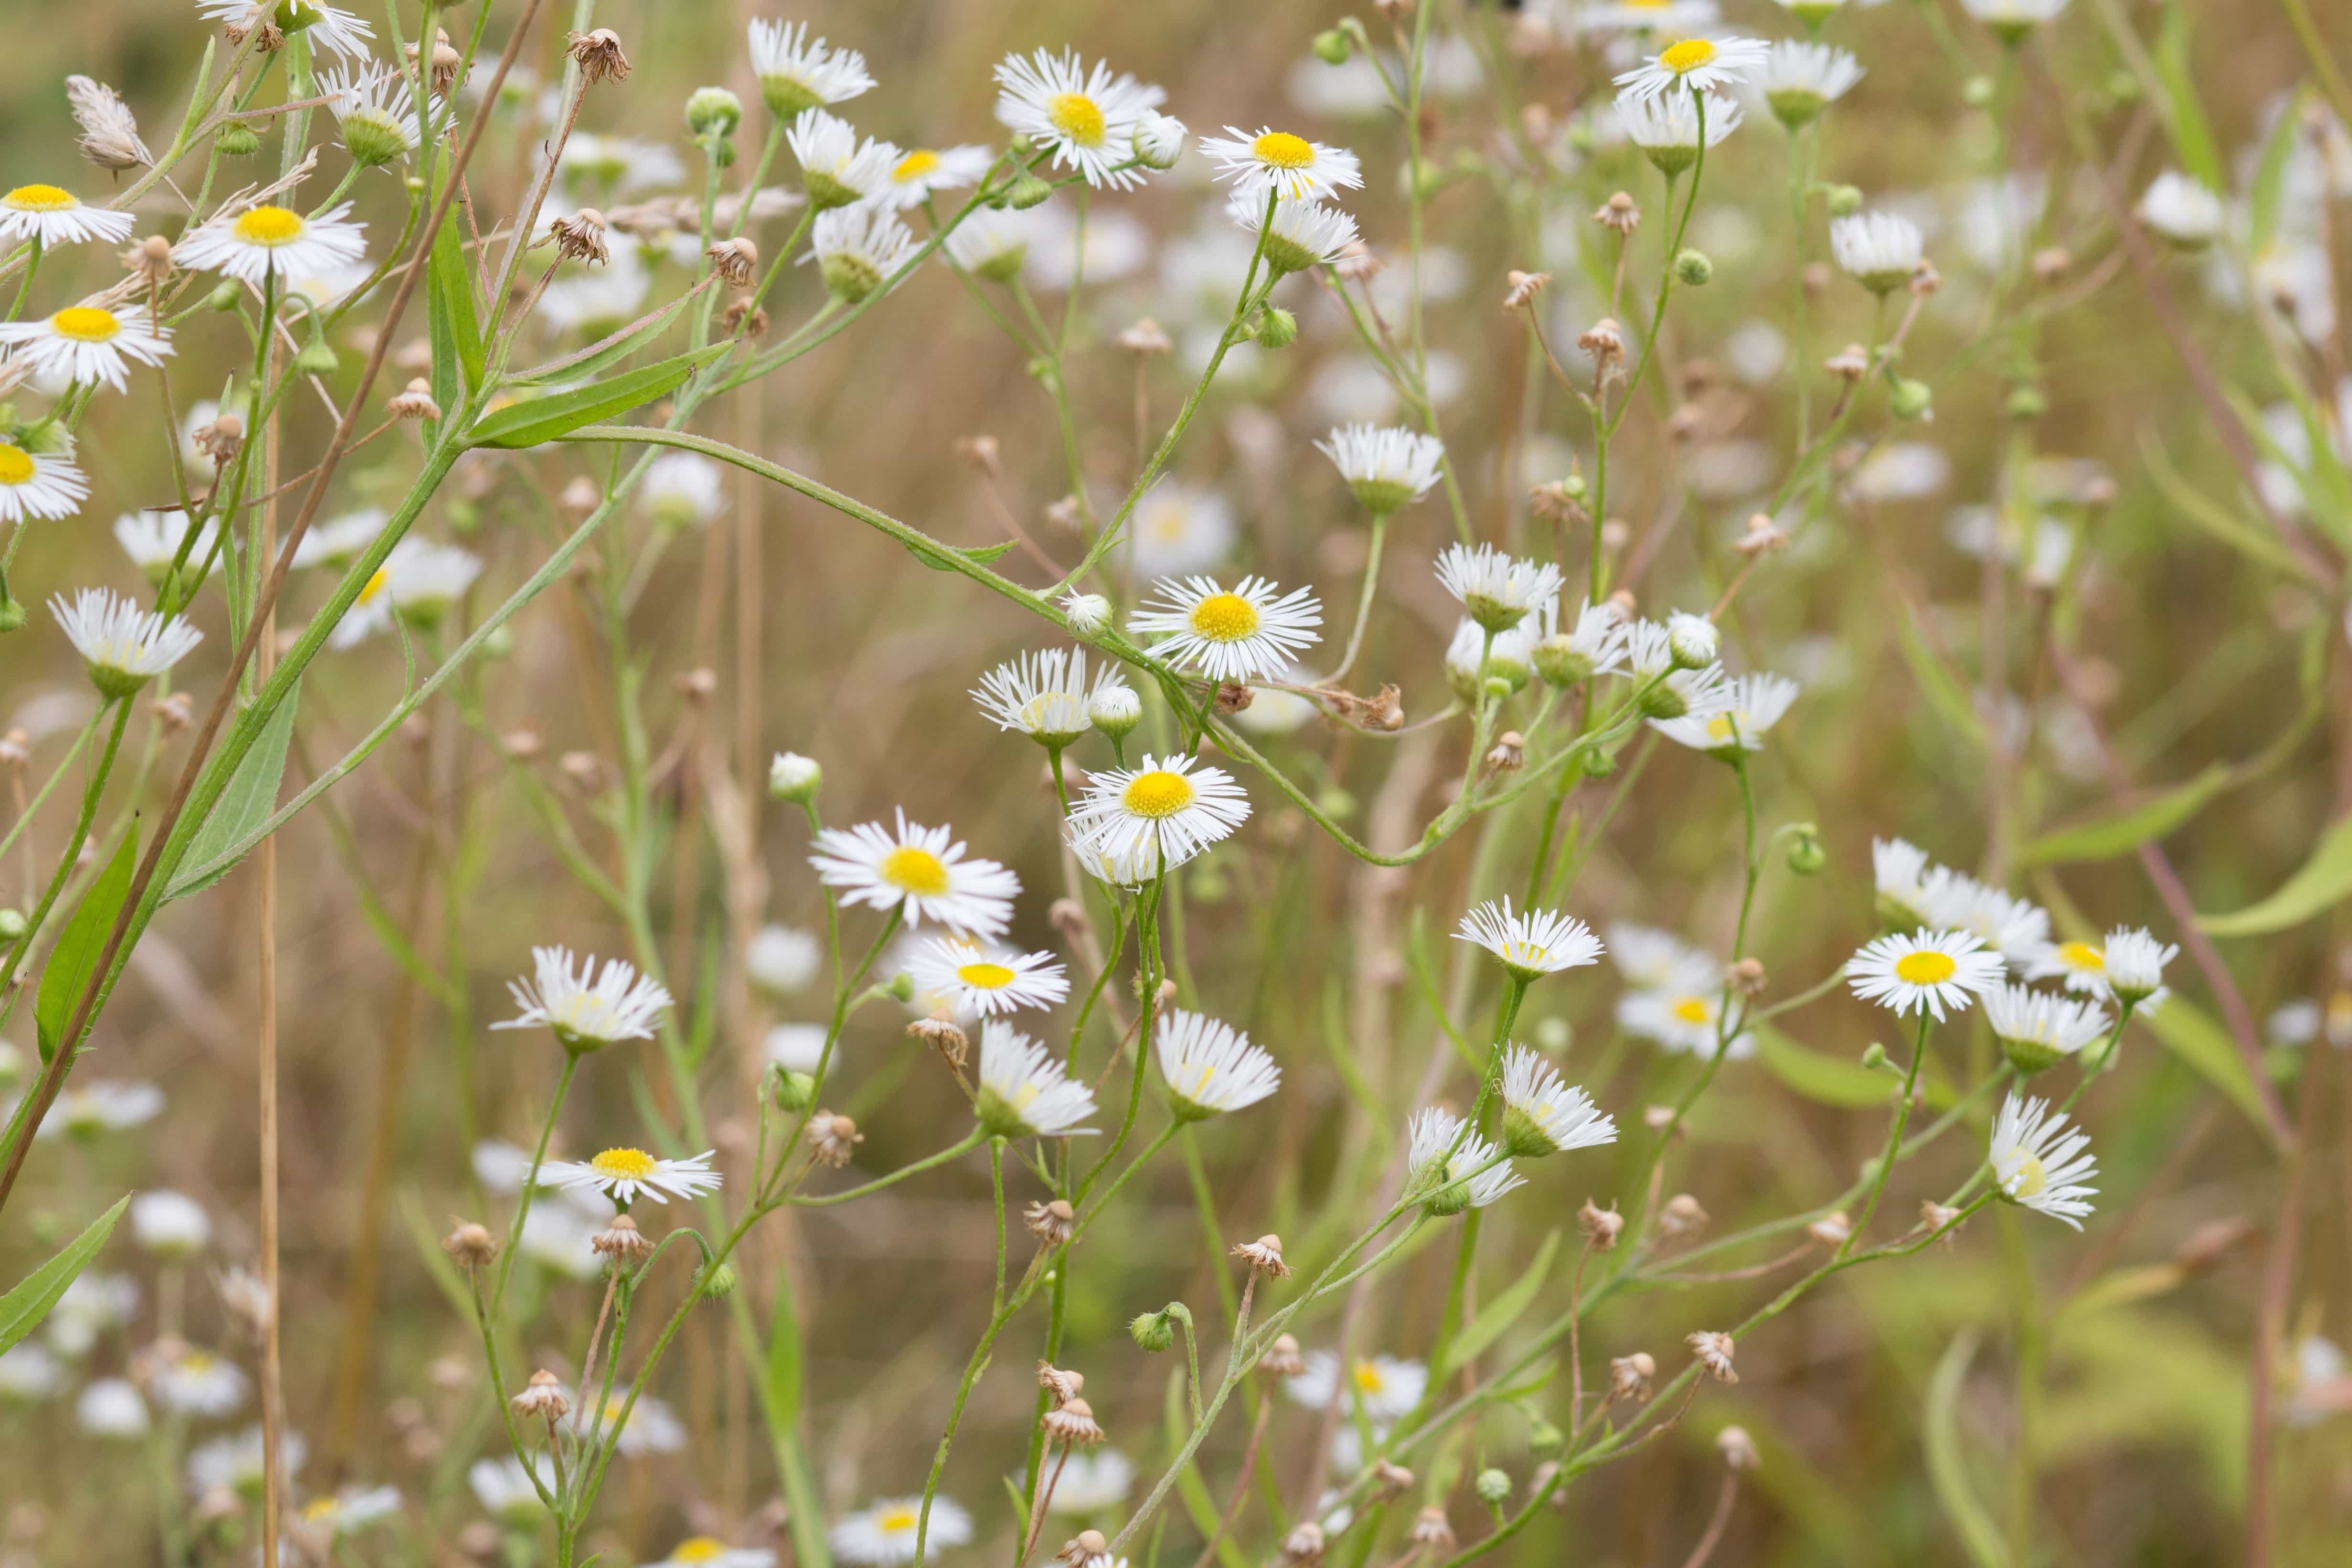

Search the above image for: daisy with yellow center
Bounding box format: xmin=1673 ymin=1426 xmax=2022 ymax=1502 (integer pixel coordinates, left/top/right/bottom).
xmin=1497 ymin=1045 xmax=1616 ymax=1158
xmin=0 ymin=440 xmax=90 ymax=522
xmin=1847 ymin=928 xmax=2004 ymax=1021
xmin=1283 ymin=1351 xmax=1428 ymax=1422
xmin=879 ymin=143 xmax=994 ymax=210
xmin=651 ymin=1537 xmax=776 ymax=1568
xmin=1981 ymin=982 xmax=2112 ymax=1075
xmin=832 ymin=1496 xmax=973 ymax=1565
xmin=50 ymin=587 xmax=203 ymax=700
xmin=1406 ymin=1107 xmax=1526 ymax=1214
xmin=0 ymin=182 xmax=134 ymax=246
xmin=570 ymin=1392 xmax=689 ymax=1455
xmin=972 ymin=647 xmax=1130 ymax=748
xmin=494 ymin=945 xmax=673 ymax=1053
xmin=908 ymin=937 xmax=1069 ymax=1017
xmin=326 ymin=537 xmax=482 ymax=648
xmin=1130 ymin=573 xmax=1323 ymax=683
xmin=976 ymin=1021 xmax=1098 ymax=1138
xmin=150 ymin=1344 xmax=249 ymax=1416
xmin=1989 ymin=1090 xmax=2097 ymax=1227
xmin=1068 ymin=753 xmax=1252 ymax=874
xmin=1200 ymin=126 xmax=1364 ymax=204
xmin=1613 ymin=34 xmax=1772 ymax=102
xmin=1456 ymin=897 xmax=1604 ymax=982
xmin=1651 ymin=671 xmax=1799 ymax=757
xmin=2026 ymin=936 xmax=2108 ymax=995
xmin=811 ymin=809 xmax=1020 ymax=936
xmin=785 ymin=108 xmax=903 ymax=210
xmin=0 ymin=301 xmax=172 ymax=392
xmin=1155 ymin=1008 xmax=1281 ymax=1120
xmin=993 ymin=48 xmax=1164 ymax=190
xmin=541 ymin=1146 xmax=721 ymax=1207
xmin=196 ymin=0 xmax=376 ymax=62
xmin=746 ymin=18 xmax=874 ymax=118
xmin=1615 ymin=954 xmax=1755 ymax=1057
xmin=171 ymin=200 xmax=367 ymax=288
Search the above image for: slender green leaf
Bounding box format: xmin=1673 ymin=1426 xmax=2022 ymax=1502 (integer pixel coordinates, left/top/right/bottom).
xmin=2246 ymin=86 xmax=2309 ymax=253
xmin=35 ymin=826 xmax=138 ymax=1062
xmin=2136 ymin=995 xmax=2271 ymax=1131
xmin=2152 ymin=2 xmax=2224 ymax=189
xmin=2199 ymin=812 xmax=2352 ymax=936
xmin=166 ymin=683 xmax=300 ymax=900
xmin=2018 ymin=763 xmax=2231 ymax=866
xmin=1755 ymin=1025 xmax=1896 ymax=1109
xmin=1440 ymin=1230 xmax=1559 ymax=1377
xmin=466 ymin=346 xmax=728 ymax=449
xmin=2141 ymin=433 xmax=2315 ymax=581
xmin=1924 ymin=1331 xmax=2010 ymax=1568
xmin=428 ymin=191 xmax=484 ymax=395
xmin=510 ymin=292 xmax=696 ymax=384
xmin=0 ymin=1195 xmax=131 ymax=1355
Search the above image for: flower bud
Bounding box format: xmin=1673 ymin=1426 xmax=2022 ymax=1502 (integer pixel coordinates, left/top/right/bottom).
xmin=768 ymin=1064 xmax=816 ymax=1112
xmin=1474 ymin=1469 xmax=1512 ymax=1505
xmin=1133 ymin=113 xmax=1187 ymax=171
xmin=768 ymin=750 xmax=821 ymax=802
xmin=1089 ymin=684 xmax=1141 ymax=740
xmin=1313 ymin=28 xmax=1353 ymax=64
xmin=694 ymin=1260 xmax=740 ymax=1300
xmin=1786 ymin=826 xmax=1825 ymax=875
xmin=686 ymin=86 xmax=742 ymax=139
xmin=1665 ymin=612 xmax=1717 ymax=669
xmin=0 ymin=908 xmax=25 ymax=946
xmin=1824 ymin=184 xmax=1864 ymax=218
xmin=216 ymin=121 xmax=261 ymax=159
xmin=1672 ymin=248 xmax=1714 ymax=287
xmin=1252 ymin=305 xmax=1298 ymax=349
xmin=1063 ymin=593 xmax=1112 ymax=638
xmin=1005 ymin=173 xmax=1054 ymax=211
xmin=1129 ymin=1309 xmax=1176 ymax=1352
xmin=1888 ymin=378 xmax=1933 ymax=421
xmin=2006 ymin=384 xmax=2047 ymax=420
xmin=1962 ymin=74 xmax=1996 ymax=107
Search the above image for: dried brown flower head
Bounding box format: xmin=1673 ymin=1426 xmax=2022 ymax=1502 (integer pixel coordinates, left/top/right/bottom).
xmin=566 ymin=29 xmax=633 ymax=85
xmin=1688 ymin=1330 xmax=1738 ymax=1383
xmin=549 ymin=209 xmax=610 ymax=265
xmin=707 ymin=236 xmax=759 ymax=286
xmin=1230 ymin=1234 xmax=1290 ymax=1277
xmin=807 ymin=1112 xmax=863 ymax=1167
xmin=1025 ymin=1198 xmax=1076 ymax=1246
xmin=441 ymin=1220 xmax=499 ymax=1268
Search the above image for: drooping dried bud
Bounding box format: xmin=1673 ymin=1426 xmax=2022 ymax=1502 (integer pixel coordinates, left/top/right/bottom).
xmin=1577 ymin=1199 xmax=1624 ymax=1250
xmin=1116 ymin=317 xmax=1173 ymax=355
xmin=706 ymin=236 xmax=758 ymax=286
xmin=1716 ymin=1426 xmax=1759 ymax=1471
xmin=1037 ymin=1363 xmax=1085 ymax=1406
xmin=1231 ymin=1234 xmax=1290 ymax=1277
xmin=1593 ymin=191 xmax=1640 ymax=235
xmin=1043 ymin=1396 xmax=1105 ymax=1446
xmin=510 ymin=1369 xmax=570 ymax=1419
xmin=1908 ymin=259 xmax=1941 ymax=296
xmin=548 ymin=208 xmax=609 ymax=265
xmin=1332 ymin=240 xmax=1382 ymax=280
xmin=1045 ymin=494 xmax=1084 ymax=532
xmin=150 ymin=692 xmax=193 ymax=731
xmin=67 ymin=75 xmax=150 ymax=173
xmin=2172 ymin=1216 xmax=2256 ymax=1275
xmin=566 ymin=28 xmax=632 ymax=85
xmin=1729 ymin=957 xmax=1766 ymax=996
xmin=674 ymin=667 xmax=718 ymax=704
xmin=1501 ymin=269 xmax=1549 ymax=311
xmin=1409 ymin=1507 xmax=1454 ymax=1548
xmin=724 ymin=297 xmax=769 ymax=337
xmin=1281 ymin=1522 xmax=1326 ymax=1564
xmin=1918 ymin=1200 xmax=1964 ymax=1243
xmin=1214 ymin=682 xmax=1255 ymax=715
xmin=1607 ymin=1352 xmax=1655 ymax=1403
xmin=558 ymin=751 xmax=606 ymax=791
xmin=592 ymin=1212 xmax=655 ymax=1264
xmin=954 ymin=435 xmax=1001 ymax=479
xmin=1578 ymin=317 xmax=1626 ymax=363
xmin=911 ymin=1015 xmax=970 ymax=1067
xmin=807 ymin=1112 xmax=863 ymax=1167
xmin=1372 ymin=1459 xmax=1414 ymax=1497
xmin=1056 ymin=1532 xmax=1108 ymax=1568
xmin=1025 ymin=1198 xmax=1076 ymax=1246
xmin=1805 ymin=1211 xmax=1851 ymax=1249
xmin=387 ymin=378 xmax=440 ymax=420
xmin=1660 ymin=1194 xmax=1710 ymax=1236
xmin=1484 ymin=731 xmax=1525 ymax=773
xmin=2031 ymin=246 xmax=2071 ymax=282
xmin=1734 ymin=512 xmax=1788 ymax=557
xmin=124 ymin=234 xmax=173 ymax=286
xmin=1688 ymin=1330 xmax=1738 ymax=1383
xmin=1824 ymin=343 xmax=1870 ymax=381
xmin=1257 ymin=1333 xmax=1306 ymax=1378
xmin=442 ymin=1221 xmax=499 ymax=1267
xmin=193 ymin=412 xmax=245 ymax=467
xmin=1529 ymin=480 xmax=1587 ymax=526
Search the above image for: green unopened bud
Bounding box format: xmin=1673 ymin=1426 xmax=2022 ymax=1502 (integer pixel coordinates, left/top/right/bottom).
xmin=1532 ymin=636 xmax=1594 ymax=688
xmin=1825 ymin=183 xmax=1864 ymax=218
xmin=1859 ymin=1042 xmax=1891 ymax=1073
xmin=481 ymin=624 xmax=515 ymax=660
xmin=1582 ymin=745 xmax=1617 ymax=778
xmin=1475 ymin=1469 xmax=1512 ymax=1505
xmin=1888 ymin=378 xmax=1934 ymax=421
xmin=1252 ymin=305 xmax=1298 ymax=349
xmin=1561 ymin=473 xmax=1587 ymax=500
xmin=340 ymin=108 xmax=412 ymax=169
xmin=883 ymin=971 xmax=915 ymax=1003
xmin=1405 ymin=157 xmax=1443 ymax=201
xmin=2106 ymin=69 xmax=2140 ymax=103
xmin=2005 ymin=384 xmax=2046 ymax=420
xmin=0 ymin=597 xmax=25 ymax=635
xmin=1130 ymin=1309 xmax=1176 ymax=1352
xmin=1524 ymin=1414 xmax=1566 ymax=1459
xmin=216 ymin=122 xmax=261 ymax=159
xmin=1481 ymin=675 xmax=1514 ymax=705
xmin=207 ymin=282 xmax=242 ymax=312
xmin=710 ymin=138 xmax=739 ymax=169
xmin=768 ymin=750 xmax=821 ymax=802
xmin=1004 ymin=173 xmax=1054 ymax=211
xmin=1313 ymin=28 xmax=1353 ymax=64
xmin=768 ymin=1064 xmax=816 ymax=1112
xmin=1532 ymin=1016 xmax=1572 ymax=1053
xmin=293 ymin=330 xmax=340 ymax=377
xmin=1315 ymin=786 xmax=1356 ymax=821
xmin=1786 ymin=827 xmax=1826 ymax=875
xmin=694 ymin=1260 xmax=740 ymax=1300
xmin=1673 ymin=249 xmax=1713 ymax=287
xmin=686 ymin=86 xmax=743 ymax=139
xmin=0 ymin=908 xmax=24 ymax=947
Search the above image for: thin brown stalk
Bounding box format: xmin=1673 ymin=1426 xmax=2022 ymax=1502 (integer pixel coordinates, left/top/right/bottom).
xmin=1675 ymin=1469 xmax=1741 ymax=1568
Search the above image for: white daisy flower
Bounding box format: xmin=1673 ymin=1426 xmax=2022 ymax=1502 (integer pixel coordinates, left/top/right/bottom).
xmin=471 ymin=1139 xmax=549 ymax=1196
xmin=1533 ymin=599 xmax=1630 ymax=686
xmin=2138 ymin=170 xmax=2224 ymax=249
xmin=173 ymin=201 xmax=366 ymax=288
xmin=1981 ymin=982 xmax=2110 ymax=1074
xmin=1068 ymin=753 xmax=1251 ymax=872
xmin=993 ymin=49 xmax=1163 ymax=190
xmin=880 ymin=144 xmax=994 ymax=210
xmin=2025 ymin=935 xmax=2110 ymax=996
xmin=909 ymin=938 xmax=1069 ymax=1017
xmin=1829 ymin=210 xmax=1924 ymax=293
xmin=197 ymin=0 xmax=374 ymax=60
xmin=832 ymin=1497 xmax=972 ymax=1565
xmin=1958 ymin=0 xmax=2069 ymax=41
xmin=809 ymin=202 xmax=919 ymax=304
xmin=1405 ymin=1108 xmax=1525 ymax=1214
xmin=1756 ymin=42 xmax=1862 ymax=127
xmin=0 ymin=1344 xmax=64 ymax=1402
xmin=40 ymin=1079 xmax=164 ymax=1140
xmin=786 ymin=108 xmax=902 ymax=210
xmin=290 ymin=508 xmax=387 ymax=570
xmin=2100 ymin=926 xmax=2176 ymax=1007
xmin=43 ymin=1273 xmax=137 ymax=1358
xmin=1131 ymin=574 xmax=1322 ymax=683
xmin=1846 ymin=929 xmax=2004 ymax=1021
xmin=573 ymin=1393 xmax=689 ymax=1455
xmin=115 ymin=510 xmax=222 ymax=589
xmin=320 ymin=65 xmax=419 ymax=166
xmin=1200 ymin=126 xmax=1363 ymax=204
xmin=540 ymin=1147 xmax=722 ymax=1207
xmin=1155 ymin=1009 xmax=1280 ymax=1120
xmin=641 ymin=452 xmax=726 ymax=530
xmin=537 ymin=248 xmax=652 ymax=334
xmin=1618 ymin=975 xmax=1756 ymax=1058
xmin=1613 ymin=35 xmax=1772 ymax=103
xmin=0 ymin=301 xmax=171 ymax=392
xmin=1284 ymin=1352 xmax=1428 ymax=1423
xmin=0 ymin=183 xmax=133 ymax=247
xmin=78 ymin=1378 xmax=150 ymax=1438
xmin=1605 ymin=922 xmax=1712 ymax=991
xmin=130 ymin=1190 xmax=212 ymax=1259
xmin=469 ymin=1456 xmax=553 ymax=1524
xmin=747 ymin=19 xmax=875 ymax=117
xmin=1024 ymin=201 xmax=1152 ymax=290
xmin=1497 ymin=1045 xmax=1616 ymax=1157
xmin=328 ymin=537 xmax=483 ymax=647
xmin=650 ymin=1539 xmax=775 ymax=1568
xmin=1228 ymin=192 xmax=1358 ymax=276
xmin=1916 ymin=868 xmax=2051 ymax=968
xmin=1445 ymin=614 xmax=1537 ymax=701
xmin=1650 ymin=671 xmax=1798 ymax=755
xmin=1615 ymin=90 xmax=1743 ymax=175
xmin=1457 ymin=898 xmax=1604 ymax=982
xmin=1045 ymin=1449 xmax=1133 ymax=1515
xmin=1065 ymin=819 xmax=1199 ymax=889
xmin=0 ymin=438 xmax=89 ymax=522
xmin=973 ymin=647 xmax=1127 ymax=747
xmin=298 ymin=1485 xmax=403 ymax=1538
xmin=941 ymin=204 xmax=1038 ymax=283
xmin=1317 ymin=424 xmax=1446 ymax=515
xmin=810 ymin=811 xmax=1020 ymax=936
xmin=493 ymin=946 xmax=672 ymax=1052
xmin=1872 ymin=836 xmax=1937 ymax=927
xmin=517 ymin=1205 xmax=602 ymax=1280
xmin=1989 ymin=1091 xmax=2097 ymax=1227
xmin=747 ymin=924 xmax=823 ymax=994
xmin=975 ymin=1020 xmax=1098 ymax=1138
xmin=1127 ymin=481 xmax=1237 ymax=577
xmin=1133 ymin=112 xmax=1188 ymax=170
xmin=1580 ymin=0 xmax=1724 ymax=32
xmin=1435 ymin=544 xmax=1561 ymax=634
xmin=150 ymin=1345 xmax=249 ymax=1416
xmin=51 ymin=588 xmax=202 ymax=699
xmin=764 ymin=1022 xmax=828 ymax=1073
xmin=188 ymin=1425 xmax=306 ymax=1499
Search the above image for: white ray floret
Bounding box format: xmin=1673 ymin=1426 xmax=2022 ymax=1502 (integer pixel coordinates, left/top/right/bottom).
xmin=1847 ymin=928 xmax=2005 ymax=1021
xmin=649 ymin=1539 xmax=775 ymax=1568
xmin=1068 ymin=753 xmax=1251 ymax=871
xmin=2138 ymin=171 xmax=2224 ymax=248
xmin=1980 ymin=982 xmax=2111 ymax=1073
xmin=2099 ymin=926 xmax=2176 ymax=1007
xmin=1989 ymin=1091 xmax=2098 ymax=1227
xmin=1126 ymin=481 xmax=1236 ymax=577
xmin=1614 ymin=35 xmax=1773 ymax=103
xmin=1435 ymin=544 xmax=1562 ymax=634
xmin=941 ymin=205 xmax=1038 ymax=282
xmin=993 ymin=49 xmax=1163 ymax=191
xmin=1650 ymin=672 xmax=1798 ymax=754
xmin=540 ymin=1148 xmax=721 ymax=1206
xmin=1316 ymin=424 xmax=1446 ymax=514
xmin=319 ymin=65 xmax=420 ymax=164
xmin=51 ymin=588 xmax=202 ymax=697
xmin=1605 ymin=922 xmax=1714 ymax=991
xmin=1405 ymin=1108 xmax=1526 ymax=1213
xmin=0 ymin=439 xmax=89 ymax=522
xmin=150 ymin=1345 xmax=248 ymax=1416
xmin=908 ymin=937 xmax=1069 ymax=1017
xmin=975 ymin=1021 xmax=1098 ymax=1137
xmin=0 ymin=301 xmax=171 ymax=392
xmin=197 ymin=0 xmax=375 ymax=61
xmin=493 ymin=947 xmax=673 ymax=1051
xmin=1916 ymin=867 xmax=2051 ymax=968
xmin=808 ymin=203 xmax=919 ymax=303
xmin=1445 ymin=616 xmax=1539 ymax=699
xmin=880 ymin=144 xmax=994 ymax=209
xmin=1615 ymin=90 xmax=1743 ymax=173
xmin=1618 ymin=976 xmax=1756 ymax=1058
xmin=173 ymin=201 xmax=367 ymax=288
xmin=832 ymin=1497 xmax=971 ymax=1566
xmin=115 ymin=510 xmax=222 ymax=586
xmin=39 ymin=1081 xmax=164 ymax=1139
xmin=1229 ymin=192 xmax=1359 ymax=275
xmin=1284 ymin=1352 xmax=1427 ymax=1422
xmin=0 ymin=182 xmax=135 ymax=246
xmin=1456 ymin=898 xmax=1604 ymax=981
xmin=810 ymin=811 xmax=1020 ymax=936
xmin=1872 ymin=836 xmax=1937 ymax=927
xmin=1757 ymin=42 xmax=1863 ymax=125
xmin=641 ymin=452 xmax=726 ymax=530
xmin=786 ymin=108 xmax=902 ymax=209
xmin=1130 ymin=574 xmax=1322 ymax=683
xmin=1155 ymin=1009 xmax=1281 ymax=1120
xmin=1199 ymin=126 xmax=1363 ymax=203
xmin=1829 ymin=211 xmax=1924 ymax=292
xmin=972 ymin=647 xmax=1127 ymax=747
xmin=328 ymin=538 xmax=483 ymax=647
xmin=2024 ymin=934 xmax=2110 ymax=995
xmin=747 ymin=19 xmax=875 ymax=117
xmin=1497 ymin=1045 xmax=1616 ymax=1157
xmin=1534 ymin=599 xmax=1629 ymax=685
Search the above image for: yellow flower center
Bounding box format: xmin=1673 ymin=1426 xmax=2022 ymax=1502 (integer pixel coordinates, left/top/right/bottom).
xmin=882 ymin=845 xmax=951 ymax=896
xmin=893 ymin=149 xmax=942 ymax=181
xmin=1894 ymin=950 xmax=1957 ymax=986
xmin=182 ymin=1351 xmax=217 ymax=1371
xmin=1352 ymin=1360 xmax=1386 ymax=1394
xmin=1671 ymin=996 xmax=1711 ymax=1024
xmin=50 ymin=306 xmax=120 ymax=341
xmin=232 ymin=205 xmax=306 ymax=247
xmin=957 ymin=961 xmax=1017 ymax=990
xmin=876 ymin=1508 xmax=920 ymax=1535
xmin=357 ymin=565 xmax=391 ymax=604
xmin=1047 ymin=93 xmax=1106 ymax=148
xmin=1187 ymin=591 xmax=1260 ymax=642
xmin=1659 ymin=38 xmax=1718 ymax=74
xmin=301 ymin=1499 xmax=340 ymax=1523
xmin=0 ymin=444 xmax=33 ymax=486
xmin=590 ymin=1147 xmax=659 ymax=1181
xmin=2005 ymin=1149 xmax=2047 ymax=1198
xmin=673 ymin=1539 xmax=728 ymax=1563
xmin=1122 ymin=769 xmax=1196 ymax=819
xmin=2058 ymin=940 xmax=2103 ymax=971
xmin=1251 ymin=131 xmax=1316 ymax=170
xmin=5 ymin=184 xmax=75 ymax=212
xmin=1704 ymin=714 xmax=1738 ymax=743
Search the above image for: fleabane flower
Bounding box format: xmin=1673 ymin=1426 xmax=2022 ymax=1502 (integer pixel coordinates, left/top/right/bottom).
xmin=1133 ymin=112 xmax=1187 ymax=171
xmin=1619 ymin=975 xmax=1754 ymax=1058
xmin=786 ymin=108 xmax=902 ymax=209
xmin=150 ymin=1346 xmax=248 ymax=1416
xmin=1829 ymin=211 xmax=1924 ymax=293
xmin=1200 ymin=126 xmax=1363 ymax=204
xmin=1981 ymin=983 xmax=2110 ymax=1075
xmin=1650 ymin=671 xmax=1798 ymax=756
xmin=1606 ymin=922 xmax=1714 ymax=991
xmin=808 ymin=203 xmax=918 ymax=303
xmin=1155 ymin=1009 xmax=1280 ymax=1120
xmin=1917 ymin=867 xmax=2050 ymax=968
xmin=1872 ymin=836 xmax=1936 ymax=927
xmin=1456 ymin=897 xmax=1604 ymax=981
xmin=880 ymin=144 xmax=994 ymax=209
xmin=832 ymin=1497 xmax=971 ymax=1565
xmin=650 ymin=1539 xmax=775 ymax=1568
xmin=330 ymin=538 xmax=482 ymax=647
xmin=942 ymin=205 xmax=1037 ymax=282
xmin=319 ymin=66 xmax=420 ymax=167
xmin=1228 ymin=192 xmax=1358 ymax=276
xmin=173 ymin=201 xmax=366 ymax=287
xmin=2138 ymin=171 xmax=2224 ymax=249
xmin=810 ymin=811 xmax=1019 ymax=936
xmin=0 ymin=438 xmax=92 ymax=520
xmin=1445 ymin=617 xmax=1538 ymax=700
xmin=1316 ymin=424 xmax=1445 ymax=515
xmin=2099 ymin=926 xmax=2175 ymax=1007
xmin=1756 ymin=42 xmax=1862 ymax=128
xmin=972 ymin=647 xmax=1126 ymax=748
xmin=1989 ymin=1092 xmax=2097 ymax=1227
xmin=1435 ymin=544 xmax=1562 ymax=634
xmin=1614 ymin=35 xmax=1772 ymax=103
xmin=51 ymin=588 xmax=202 ymax=698
xmin=1847 ymin=929 xmax=2004 ymax=1021
xmin=1068 ymin=753 xmax=1251 ymax=871
xmin=1284 ymin=1353 xmax=1426 ymax=1422
xmin=1130 ymin=574 xmax=1322 ymax=683
xmin=493 ymin=946 xmax=673 ymax=1052
xmin=1405 ymin=1108 xmax=1525 ymax=1215
xmin=1497 ymin=1046 xmax=1615 ymax=1158
xmin=0 ymin=183 xmax=134 ymax=246
xmin=2025 ymin=934 xmax=2109 ymax=995
xmin=747 ymin=19 xmax=875 ymax=117
xmin=197 ymin=0 xmax=375 ymax=61
xmin=1533 ymin=599 xmax=1629 ymax=687
xmin=908 ymin=938 xmax=1069 ymax=1017
xmin=1615 ymin=90 xmax=1742 ymax=176
xmin=641 ymin=452 xmax=725 ymax=530
xmin=0 ymin=301 xmax=171 ymax=392
xmin=1958 ymin=0 xmax=2070 ymax=44
xmin=541 ymin=1148 xmax=721 ymax=1207
xmin=1127 ymin=481 xmax=1236 ymax=577
xmin=975 ymin=1021 xmax=1098 ymax=1138
xmin=993 ymin=49 xmax=1163 ymax=191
